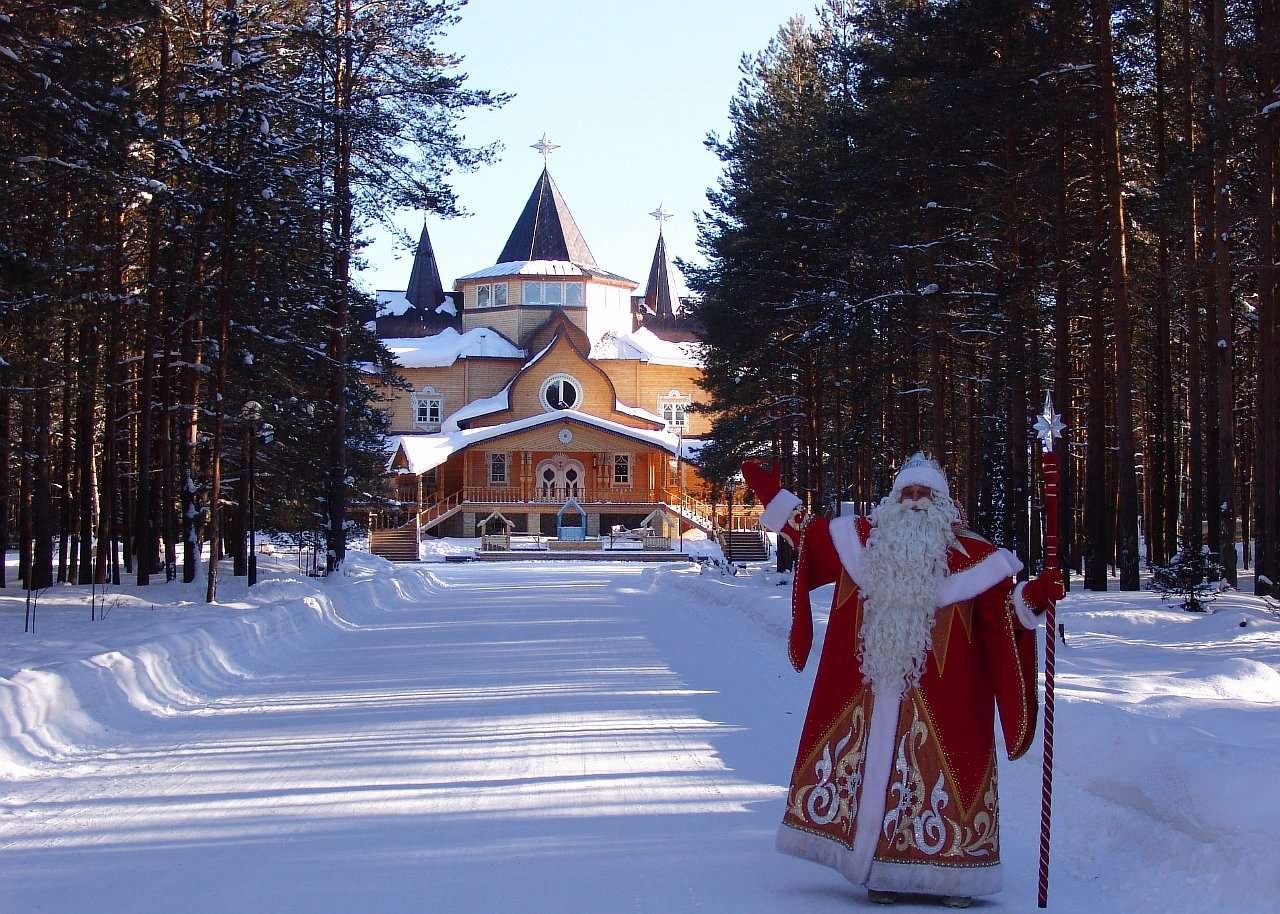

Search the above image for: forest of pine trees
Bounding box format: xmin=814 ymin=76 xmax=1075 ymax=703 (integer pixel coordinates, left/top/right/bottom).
xmin=689 ymin=0 xmax=1279 ymax=595
xmin=0 ymin=1 xmax=503 ymax=597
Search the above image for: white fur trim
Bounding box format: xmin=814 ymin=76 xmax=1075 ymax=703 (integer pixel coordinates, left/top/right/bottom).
xmin=828 ymin=522 xmax=1022 ymax=609
xmin=1012 ymin=581 xmax=1043 ymax=630
xmin=777 ymin=822 xmax=866 ymax=885
xmin=892 ymin=464 xmax=950 ymax=499
xmin=761 ymin=489 xmax=802 ymax=532
xmin=849 ymin=688 xmax=899 ymax=881
xmin=937 ymin=548 xmax=1023 ymax=607
xmin=868 ymin=858 xmax=1003 ymax=897
xmin=828 ymin=514 xmax=865 ymax=587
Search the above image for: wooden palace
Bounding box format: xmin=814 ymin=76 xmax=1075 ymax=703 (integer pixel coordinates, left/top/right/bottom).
xmin=367 ymin=145 xmax=762 ymax=559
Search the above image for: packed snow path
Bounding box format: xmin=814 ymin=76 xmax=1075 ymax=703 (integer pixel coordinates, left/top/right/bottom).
xmin=2 ymin=559 xmax=1277 ymax=913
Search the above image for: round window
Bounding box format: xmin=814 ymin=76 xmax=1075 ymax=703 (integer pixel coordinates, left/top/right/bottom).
xmin=541 ymin=375 xmax=582 ymax=411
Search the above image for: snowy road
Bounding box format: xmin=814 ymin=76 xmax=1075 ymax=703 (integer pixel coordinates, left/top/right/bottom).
xmin=2 ymin=558 xmax=1277 ymax=913
xmin=0 ymin=564 xmax=801 ymax=914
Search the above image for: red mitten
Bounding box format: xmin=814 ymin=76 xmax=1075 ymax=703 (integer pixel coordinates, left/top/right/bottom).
xmin=741 ymin=460 xmax=782 ymax=507
xmin=1022 ymin=567 xmax=1065 ymax=613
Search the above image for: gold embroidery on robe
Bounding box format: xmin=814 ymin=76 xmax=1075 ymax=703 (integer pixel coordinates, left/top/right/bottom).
xmin=876 ymin=695 xmax=999 ymax=866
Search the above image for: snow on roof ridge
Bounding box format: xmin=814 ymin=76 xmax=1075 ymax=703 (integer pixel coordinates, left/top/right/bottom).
xmin=395 ymin=410 xmax=695 ymax=475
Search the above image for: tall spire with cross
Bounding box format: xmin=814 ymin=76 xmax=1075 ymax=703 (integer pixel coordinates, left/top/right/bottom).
xmin=496 ymin=134 xmax=596 ymax=265
xmin=641 ymin=202 xmax=686 ymax=319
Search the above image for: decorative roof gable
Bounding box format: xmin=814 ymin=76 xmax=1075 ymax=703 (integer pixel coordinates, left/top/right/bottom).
xmin=497 ymin=168 xmax=597 ymax=266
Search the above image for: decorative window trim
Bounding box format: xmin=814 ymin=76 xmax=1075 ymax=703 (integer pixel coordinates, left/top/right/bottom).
xmin=613 ymin=452 xmax=632 ymax=486
xmin=411 ymin=385 xmax=444 ymax=430
xmin=540 ymin=373 xmax=583 ymax=412
xmin=488 ymin=452 xmax=508 ymax=485
xmin=658 ymin=390 xmax=691 ymax=433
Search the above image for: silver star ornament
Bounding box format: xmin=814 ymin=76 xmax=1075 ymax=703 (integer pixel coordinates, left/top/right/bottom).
xmin=1034 ymin=393 xmax=1067 ymax=449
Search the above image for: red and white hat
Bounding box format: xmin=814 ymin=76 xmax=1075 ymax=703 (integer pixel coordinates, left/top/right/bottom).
xmin=891 ymin=452 xmax=950 ymax=499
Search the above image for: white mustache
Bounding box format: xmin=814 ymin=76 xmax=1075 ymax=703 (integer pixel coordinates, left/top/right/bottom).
xmin=900 ymin=496 xmax=932 ymax=511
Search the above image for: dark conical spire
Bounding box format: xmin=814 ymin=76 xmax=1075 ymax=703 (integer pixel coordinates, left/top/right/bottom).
xmin=497 ymin=168 xmax=596 ymax=266
xmin=405 ymin=220 xmax=446 ymax=311
xmin=641 ymin=219 xmax=688 ymax=318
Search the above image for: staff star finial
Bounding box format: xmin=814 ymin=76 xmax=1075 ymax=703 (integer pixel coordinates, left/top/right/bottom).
xmin=1034 ymin=392 xmax=1067 ymax=449
xmin=531 ymin=132 xmax=560 ymax=167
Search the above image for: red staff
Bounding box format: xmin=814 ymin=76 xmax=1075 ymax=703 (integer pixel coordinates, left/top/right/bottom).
xmin=1033 ymin=393 xmax=1066 ymax=908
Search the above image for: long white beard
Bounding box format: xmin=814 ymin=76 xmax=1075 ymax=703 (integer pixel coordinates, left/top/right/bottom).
xmin=858 ymin=494 xmax=959 ymax=698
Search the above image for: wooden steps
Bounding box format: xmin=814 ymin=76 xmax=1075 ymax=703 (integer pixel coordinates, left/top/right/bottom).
xmin=370 ymin=525 xmax=419 ymax=562
xmin=723 ymin=530 xmax=769 ymax=563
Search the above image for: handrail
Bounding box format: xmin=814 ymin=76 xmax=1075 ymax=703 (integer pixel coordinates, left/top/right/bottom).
xmin=417 ymin=489 xmax=464 ymax=530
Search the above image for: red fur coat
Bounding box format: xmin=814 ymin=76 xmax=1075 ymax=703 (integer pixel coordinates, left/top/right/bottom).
xmin=762 ymin=494 xmax=1041 ymax=897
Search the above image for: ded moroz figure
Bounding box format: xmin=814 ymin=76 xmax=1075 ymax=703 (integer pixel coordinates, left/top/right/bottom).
xmin=741 ymin=453 xmax=1063 ymax=908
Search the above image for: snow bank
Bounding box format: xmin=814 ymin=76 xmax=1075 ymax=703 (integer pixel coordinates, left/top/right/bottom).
xmin=0 ymin=554 xmax=442 ymax=780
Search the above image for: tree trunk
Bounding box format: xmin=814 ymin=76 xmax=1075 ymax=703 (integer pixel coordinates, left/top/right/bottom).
xmin=0 ymin=372 xmax=8 ymax=589
xmin=58 ymin=321 xmax=74 ymax=583
xmin=19 ymin=378 xmax=33 ymax=587
xmin=1085 ymin=142 xmax=1111 ymax=591
xmin=76 ymin=315 xmax=98 ymax=585
xmin=326 ymin=0 xmax=355 ymax=574
xmin=1092 ymin=0 xmax=1140 ymax=590
xmin=1150 ymin=0 xmax=1174 ymax=566
xmin=1255 ymin=0 xmax=1280 ymax=594
xmin=1182 ymin=0 xmax=1205 ymax=556
xmin=1208 ymin=0 xmax=1237 ymax=583
xmin=32 ymin=360 xmax=54 ymax=589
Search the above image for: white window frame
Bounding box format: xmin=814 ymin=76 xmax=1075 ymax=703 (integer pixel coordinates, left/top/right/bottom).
xmin=474 ymin=282 xmax=507 ymax=308
xmin=540 ymin=373 xmax=583 ymax=412
xmin=488 ymin=452 xmax=508 ymax=485
xmin=658 ymin=390 xmax=691 ymax=433
xmin=520 ymin=280 xmax=584 ymax=307
xmin=411 ymin=386 xmax=444 ymax=430
xmin=613 ymin=453 xmax=631 ymax=486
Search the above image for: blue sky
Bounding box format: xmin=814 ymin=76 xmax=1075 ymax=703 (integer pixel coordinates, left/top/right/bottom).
xmin=357 ymin=0 xmax=814 ymax=293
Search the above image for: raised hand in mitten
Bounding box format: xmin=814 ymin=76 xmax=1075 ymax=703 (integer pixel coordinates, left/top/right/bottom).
xmin=740 ymin=460 xmax=782 ymax=507
xmin=1022 ymin=567 xmax=1065 ymax=613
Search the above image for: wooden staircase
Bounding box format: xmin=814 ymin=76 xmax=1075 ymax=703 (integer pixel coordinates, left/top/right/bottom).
xmin=722 ymin=528 xmax=769 ymax=563
xmin=369 ymin=524 xmax=420 ymax=562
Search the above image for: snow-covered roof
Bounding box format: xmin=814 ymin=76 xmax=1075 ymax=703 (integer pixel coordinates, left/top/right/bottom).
xmin=459 ymin=260 xmax=585 ymax=280
xmin=383 ymin=327 xmax=523 ymax=368
xmin=442 ymin=386 xmax=510 ymax=433
xmin=590 ymin=327 xmax=703 ymax=368
xmin=456 ymin=260 xmax=636 ymax=285
xmin=376 ymin=289 xmax=457 ymax=319
xmin=389 ymin=411 xmax=703 ymax=475
xmin=614 ymin=401 xmax=666 ymax=425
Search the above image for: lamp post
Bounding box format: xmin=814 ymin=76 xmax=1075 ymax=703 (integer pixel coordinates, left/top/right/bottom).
xmin=725 ymin=476 xmax=738 ymax=562
xmin=241 ymin=400 xmax=263 ymax=586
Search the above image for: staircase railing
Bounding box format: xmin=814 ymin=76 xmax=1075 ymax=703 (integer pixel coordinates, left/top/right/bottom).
xmin=662 ymin=487 xmax=718 ymax=534
xmin=417 ymin=489 xmax=464 ymax=531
